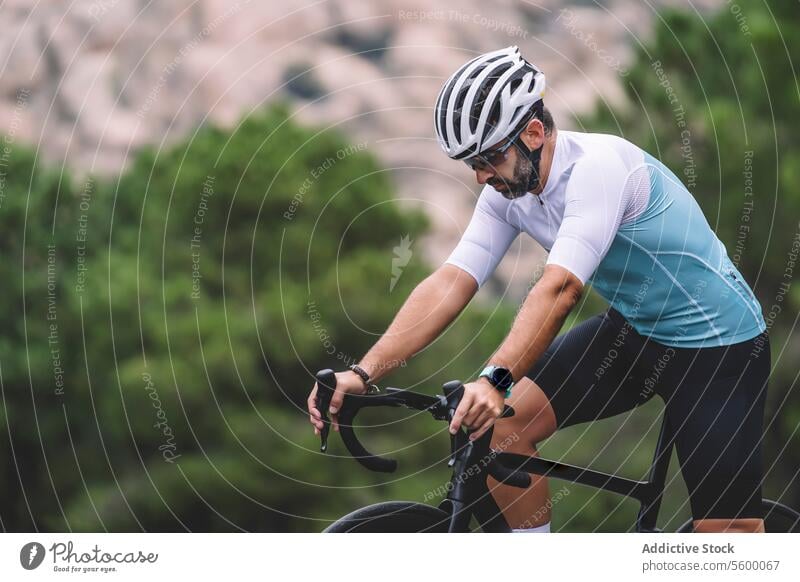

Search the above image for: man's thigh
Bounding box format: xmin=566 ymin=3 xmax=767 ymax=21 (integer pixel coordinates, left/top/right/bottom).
xmin=665 ymin=332 xmax=771 ymax=520
xmin=524 ymin=309 xmax=653 ymax=430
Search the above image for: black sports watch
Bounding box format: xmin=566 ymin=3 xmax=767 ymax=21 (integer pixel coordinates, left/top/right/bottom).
xmin=479 ymin=365 xmax=515 ymax=398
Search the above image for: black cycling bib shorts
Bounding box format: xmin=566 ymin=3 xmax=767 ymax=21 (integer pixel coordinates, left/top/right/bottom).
xmin=526 ymin=307 xmax=770 ymax=521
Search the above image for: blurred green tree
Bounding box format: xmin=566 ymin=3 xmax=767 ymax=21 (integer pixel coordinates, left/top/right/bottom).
xmin=0 ymin=105 xmax=512 ymax=532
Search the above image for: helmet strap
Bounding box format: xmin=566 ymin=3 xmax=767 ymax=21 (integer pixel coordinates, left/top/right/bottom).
xmin=516 ymin=137 xmax=544 ymax=192
xmin=513 ymin=102 xmax=545 ymax=192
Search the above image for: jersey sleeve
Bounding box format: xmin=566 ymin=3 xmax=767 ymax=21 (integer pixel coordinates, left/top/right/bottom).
xmin=546 ymin=150 xmax=633 ymax=284
xmin=445 ymin=187 xmax=519 ymax=287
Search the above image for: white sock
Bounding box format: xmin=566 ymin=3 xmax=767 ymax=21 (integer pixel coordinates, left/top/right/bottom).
xmin=512 ymin=522 xmax=550 ymax=533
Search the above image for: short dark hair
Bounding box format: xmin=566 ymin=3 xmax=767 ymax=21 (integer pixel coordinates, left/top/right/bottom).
xmin=539 ymin=105 xmax=554 ymax=136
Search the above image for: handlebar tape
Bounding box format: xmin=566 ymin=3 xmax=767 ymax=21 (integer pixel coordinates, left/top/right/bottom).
xmin=337 ymin=404 xmax=398 ymax=473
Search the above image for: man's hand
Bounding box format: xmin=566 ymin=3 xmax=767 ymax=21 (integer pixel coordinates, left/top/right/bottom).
xmin=448 ymin=378 xmax=505 ymax=440
xmin=307 ymin=371 xmax=368 ymax=435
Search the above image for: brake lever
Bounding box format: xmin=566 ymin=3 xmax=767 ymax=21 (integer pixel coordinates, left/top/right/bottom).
xmin=442 ymin=381 xmax=464 ymax=466
xmin=448 ymin=432 xmax=458 ymax=467
xmin=440 ymin=380 xmax=515 ymax=461
xmin=315 ymin=369 xmax=337 ymax=452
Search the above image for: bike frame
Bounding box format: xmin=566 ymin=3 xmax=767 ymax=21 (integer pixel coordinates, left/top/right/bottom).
xmin=437 ymin=410 xmax=676 ymax=532
xmin=316 ymin=369 xmax=678 ymax=533
xmin=319 ymin=370 xmax=800 ymax=533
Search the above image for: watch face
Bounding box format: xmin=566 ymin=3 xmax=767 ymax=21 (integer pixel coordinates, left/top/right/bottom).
xmin=490 ymin=367 xmax=513 ymax=390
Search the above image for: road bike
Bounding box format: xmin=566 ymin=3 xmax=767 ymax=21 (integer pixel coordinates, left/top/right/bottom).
xmin=314 ymin=369 xmax=800 ymax=532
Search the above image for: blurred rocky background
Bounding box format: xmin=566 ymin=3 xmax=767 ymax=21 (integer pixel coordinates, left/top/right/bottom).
xmin=0 ymin=0 xmax=721 ymax=298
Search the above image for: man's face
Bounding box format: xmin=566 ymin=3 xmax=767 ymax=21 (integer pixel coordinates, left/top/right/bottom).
xmin=464 ymin=134 xmax=533 ymax=200
xmin=466 ymin=139 xmax=534 ymax=200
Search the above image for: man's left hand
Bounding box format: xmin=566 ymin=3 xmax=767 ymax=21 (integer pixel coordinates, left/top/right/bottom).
xmin=448 ymin=377 xmax=505 ymax=440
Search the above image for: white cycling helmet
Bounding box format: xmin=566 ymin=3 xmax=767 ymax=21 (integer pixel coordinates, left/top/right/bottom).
xmin=434 ymin=46 xmax=546 ymax=160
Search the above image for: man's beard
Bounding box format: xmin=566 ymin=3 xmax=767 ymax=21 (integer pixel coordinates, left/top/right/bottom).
xmin=489 ymin=152 xmax=535 ymax=200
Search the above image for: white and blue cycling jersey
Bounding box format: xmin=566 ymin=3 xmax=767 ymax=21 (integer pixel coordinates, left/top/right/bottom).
xmin=445 ymin=130 xmax=767 ymax=348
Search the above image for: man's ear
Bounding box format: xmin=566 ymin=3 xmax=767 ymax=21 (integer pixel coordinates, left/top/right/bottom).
xmin=520 ymin=118 xmax=546 ymax=151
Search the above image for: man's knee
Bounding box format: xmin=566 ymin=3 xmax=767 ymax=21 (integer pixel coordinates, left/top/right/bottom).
xmin=491 ymin=378 xmax=558 ymax=450
xmin=491 ymin=419 xmax=535 ymax=454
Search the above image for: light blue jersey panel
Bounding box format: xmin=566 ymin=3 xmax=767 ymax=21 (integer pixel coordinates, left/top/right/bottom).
xmin=589 ymin=153 xmax=766 ymax=348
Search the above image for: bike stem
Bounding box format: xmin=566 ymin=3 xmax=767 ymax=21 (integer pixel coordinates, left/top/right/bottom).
xmin=438 ymin=381 xmax=513 ymax=533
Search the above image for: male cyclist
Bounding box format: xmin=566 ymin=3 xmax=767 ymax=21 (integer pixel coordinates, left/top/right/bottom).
xmin=308 ymin=46 xmax=770 ymax=533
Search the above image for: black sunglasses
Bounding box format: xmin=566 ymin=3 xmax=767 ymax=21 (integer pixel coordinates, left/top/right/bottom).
xmin=462 ymin=116 xmax=531 ymax=171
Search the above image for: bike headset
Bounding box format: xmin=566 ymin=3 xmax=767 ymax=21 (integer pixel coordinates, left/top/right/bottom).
xmin=434 ymin=46 xmax=547 ymax=191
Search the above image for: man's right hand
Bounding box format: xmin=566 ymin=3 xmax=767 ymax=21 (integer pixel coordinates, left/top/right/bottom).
xmin=307 ymin=370 xmax=368 ymax=435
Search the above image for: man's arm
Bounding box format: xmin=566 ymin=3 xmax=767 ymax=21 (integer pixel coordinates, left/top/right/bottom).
xmin=354 ymin=185 xmax=517 ymax=383
xmin=309 ymin=264 xmax=478 ymax=431
xmin=488 ymin=264 xmax=583 ymax=381
xmin=448 ymin=264 xmax=583 ymax=438
xmin=358 ymin=263 xmax=478 ymax=382
xmin=310 ymin=186 xmax=515 ymax=432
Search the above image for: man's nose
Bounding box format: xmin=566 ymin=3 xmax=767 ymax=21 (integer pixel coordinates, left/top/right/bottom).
xmin=475 ymin=167 xmax=494 ymax=185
